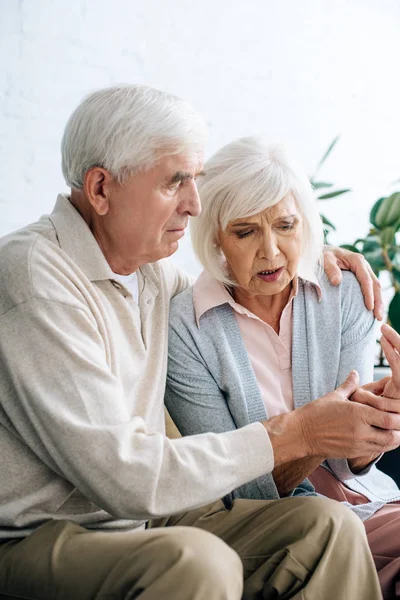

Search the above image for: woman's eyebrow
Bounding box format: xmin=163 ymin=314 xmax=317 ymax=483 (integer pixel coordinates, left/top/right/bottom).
xmin=231 ymin=214 xmax=298 ymax=228
xmin=275 ymin=214 xmax=298 ymax=221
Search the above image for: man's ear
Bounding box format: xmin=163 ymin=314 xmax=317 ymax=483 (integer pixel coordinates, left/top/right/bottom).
xmin=83 ymin=167 xmax=114 ymax=216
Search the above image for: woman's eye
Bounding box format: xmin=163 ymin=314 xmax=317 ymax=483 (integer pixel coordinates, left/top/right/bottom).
xmin=237 ymin=230 xmax=253 ymax=239
xmin=279 ymin=224 xmax=294 ymax=231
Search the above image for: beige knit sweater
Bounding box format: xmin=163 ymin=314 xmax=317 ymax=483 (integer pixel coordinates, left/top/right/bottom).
xmin=0 ymin=195 xmax=273 ymax=539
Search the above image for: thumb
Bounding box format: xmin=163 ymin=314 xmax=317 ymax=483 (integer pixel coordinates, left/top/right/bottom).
xmin=336 ymin=370 xmax=360 ymax=398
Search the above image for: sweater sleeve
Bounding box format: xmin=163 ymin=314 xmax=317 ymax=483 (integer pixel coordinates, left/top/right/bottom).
xmin=165 ymin=310 xmax=281 ymax=503
xmin=326 ymin=272 xmax=378 ymax=479
xmin=0 ymin=296 xmax=274 ymax=520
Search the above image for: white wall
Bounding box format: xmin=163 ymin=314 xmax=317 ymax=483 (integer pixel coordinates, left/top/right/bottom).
xmin=1 ymin=0 xmax=400 ymax=278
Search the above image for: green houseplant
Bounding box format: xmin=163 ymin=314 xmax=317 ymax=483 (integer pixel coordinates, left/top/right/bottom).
xmin=310 ymin=136 xmax=351 ymax=243
xmin=342 ymin=192 xmax=400 ymax=351
xmin=311 ymin=138 xmax=400 ymax=363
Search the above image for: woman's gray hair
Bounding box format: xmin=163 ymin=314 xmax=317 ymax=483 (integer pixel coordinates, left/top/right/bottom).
xmin=191 ymin=137 xmax=324 ymax=285
xmin=61 ymin=85 xmax=208 ymax=189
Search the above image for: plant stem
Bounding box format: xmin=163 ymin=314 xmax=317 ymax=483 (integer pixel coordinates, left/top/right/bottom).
xmin=382 ymin=245 xmax=400 ymax=294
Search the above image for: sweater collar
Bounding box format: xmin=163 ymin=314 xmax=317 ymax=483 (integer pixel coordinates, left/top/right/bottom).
xmin=193 ymin=269 xmax=322 ymax=326
xmin=48 ymin=194 xmax=115 ymax=282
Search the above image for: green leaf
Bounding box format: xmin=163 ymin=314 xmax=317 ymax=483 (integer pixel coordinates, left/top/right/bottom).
xmin=361 ymin=235 xmax=381 ymax=253
xmin=392 ymin=266 xmax=400 ymax=284
xmin=358 ymin=236 xmax=386 ymax=275
xmin=314 ymin=135 xmax=340 ymax=175
xmin=340 ymin=244 xmax=361 ymax=253
xmin=320 ymin=214 xmax=336 ymax=230
xmin=388 ymin=293 xmax=400 ymax=333
xmin=380 ymin=226 xmax=396 ymax=247
xmin=369 ymin=197 xmax=386 ymax=229
xmin=312 ymin=181 xmax=334 ymax=190
xmin=318 ymin=188 xmax=351 ymax=200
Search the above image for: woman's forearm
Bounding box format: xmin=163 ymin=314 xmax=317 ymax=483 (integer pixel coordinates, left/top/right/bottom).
xmin=272 ymin=456 xmax=325 ymax=496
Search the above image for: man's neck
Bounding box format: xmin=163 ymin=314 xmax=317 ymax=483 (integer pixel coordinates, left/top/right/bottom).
xmin=69 ymin=190 xmax=142 ymax=274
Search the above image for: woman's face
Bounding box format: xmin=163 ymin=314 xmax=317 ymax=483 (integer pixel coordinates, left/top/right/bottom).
xmin=218 ymin=193 xmax=303 ymax=297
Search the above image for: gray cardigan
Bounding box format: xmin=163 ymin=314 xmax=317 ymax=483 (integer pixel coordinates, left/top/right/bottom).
xmin=165 ymin=271 xmax=400 ymax=521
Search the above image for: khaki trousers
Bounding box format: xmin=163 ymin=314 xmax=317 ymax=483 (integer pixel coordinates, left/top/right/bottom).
xmin=0 ymin=496 xmax=382 ymax=600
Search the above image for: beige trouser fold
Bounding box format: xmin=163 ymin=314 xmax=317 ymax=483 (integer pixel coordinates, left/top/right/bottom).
xmin=0 ymin=496 xmax=382 ymax=600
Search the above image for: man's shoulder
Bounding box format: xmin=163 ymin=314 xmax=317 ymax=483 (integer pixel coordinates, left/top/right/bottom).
xmin=0 ymin=217 xmax=69 ymax=316
xmin=146 ymin=258 xmax=194 ymax=299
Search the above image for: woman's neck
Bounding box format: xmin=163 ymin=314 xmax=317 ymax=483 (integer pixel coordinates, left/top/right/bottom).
xmin=232 ymin=282 xmax=293 ymax=334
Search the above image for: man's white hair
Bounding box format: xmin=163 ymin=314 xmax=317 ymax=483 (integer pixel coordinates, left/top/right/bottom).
xmin=61 ymin=85 xmax=208 ymax=189
xmin=191 ymin=137 xmax=324 ymax=285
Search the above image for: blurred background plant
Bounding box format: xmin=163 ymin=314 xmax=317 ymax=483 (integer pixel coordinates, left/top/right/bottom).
xmin=311 ymin=138 xmax=400 ymax=365
xmin=341 ymin=191 xmax=400 ymax=364
xmin=310 ymin=136 xmax=351 ymax=243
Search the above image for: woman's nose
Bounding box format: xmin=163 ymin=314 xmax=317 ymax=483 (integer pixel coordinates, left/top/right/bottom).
xmin=259 ymin=233 xmax=279 ymax=260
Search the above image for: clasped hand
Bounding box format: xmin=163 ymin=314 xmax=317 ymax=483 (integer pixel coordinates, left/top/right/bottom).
xmin=346 ymin=324 xmax=400 ymax=471
xmin=295 ymin=325 xmax=400 ymax=467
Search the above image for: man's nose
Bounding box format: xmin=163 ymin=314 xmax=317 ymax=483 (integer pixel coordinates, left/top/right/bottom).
xmin=178 ymin=180 xmax=202 ymax=217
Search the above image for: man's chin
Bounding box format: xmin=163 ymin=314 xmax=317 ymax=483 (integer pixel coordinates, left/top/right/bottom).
xmin=152 ymin=241 xmax=180 ymax=262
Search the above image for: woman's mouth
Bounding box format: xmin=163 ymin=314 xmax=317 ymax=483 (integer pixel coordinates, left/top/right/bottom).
xmin=257 ymin=267 xmax=284 ymax=282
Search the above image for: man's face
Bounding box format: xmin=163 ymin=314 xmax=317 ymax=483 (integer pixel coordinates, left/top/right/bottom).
xmin=104 ymin=151 xmax=204 ymax=269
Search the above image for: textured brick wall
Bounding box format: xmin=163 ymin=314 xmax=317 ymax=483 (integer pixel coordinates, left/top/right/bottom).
xmin=1 ymin=0 xmax=400 ymax=275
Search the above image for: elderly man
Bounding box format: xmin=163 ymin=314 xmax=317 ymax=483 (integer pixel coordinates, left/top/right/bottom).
xmin=0 ymin=84 xmax=395 ymax=600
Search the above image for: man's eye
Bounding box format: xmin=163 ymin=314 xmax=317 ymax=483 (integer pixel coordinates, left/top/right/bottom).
xmin=279 ymin=224 xmax=294 ymax=231
xmin=237 ymin=230 xmax=253 ymax=239
xmin=169 ymin=181 xmax=182 ymax=192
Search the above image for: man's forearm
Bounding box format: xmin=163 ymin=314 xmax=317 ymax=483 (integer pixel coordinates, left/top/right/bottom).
xmin=272 ymin=456 xmax=325 ymax=496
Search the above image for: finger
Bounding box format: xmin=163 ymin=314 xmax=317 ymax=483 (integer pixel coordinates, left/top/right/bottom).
xmin=337 ymin=370 xmax=360 ymax=398
xmin=367 ymin=428 xmax=400 ymax=451
xmin=365 ymin=403 xmax=400 ymax=428
xmin=323 ymin=247 xmax=342 ymax=286
xmin=360 ymin=376 xmax=391 ymax=395
xmin=354 ymin=389 xmax=400 ymax=414
xmin=380 ymin=336 xmax=400 ymax=385
xmin=351 ymin=256 xmax=374 ymax=312
xmin=371 ymin=272 xmax=383 ymax=320
xmin=381 ymin=323 xmax=400 ymax=353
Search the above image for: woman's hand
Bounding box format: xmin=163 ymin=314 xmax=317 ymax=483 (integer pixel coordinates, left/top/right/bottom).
xmin=349 ymin=325 xmax=400 ymax=471
xmin=380 ymin=323 xmax=400 ymax=399
xmin=322 ymin=246 xmax=383 ymax=320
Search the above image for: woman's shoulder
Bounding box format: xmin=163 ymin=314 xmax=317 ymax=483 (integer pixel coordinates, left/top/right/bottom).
xmin=304 ymin=271 xmax=374 ymax=336
xmin=304 ymin=270 xmax=366 ymax=305
xmin=169 ymin=285 xmax=196 ymax=324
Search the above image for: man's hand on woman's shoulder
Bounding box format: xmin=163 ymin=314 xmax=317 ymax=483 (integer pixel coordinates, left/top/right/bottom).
xmin=322 ymin=245 xmax=383 ymax=320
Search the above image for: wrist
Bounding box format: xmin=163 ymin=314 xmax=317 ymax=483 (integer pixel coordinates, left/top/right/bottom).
xmin=348 ymin=454 xmax=380 ymax=473
xmin=262 ymin=411 xmax=312 ymax=466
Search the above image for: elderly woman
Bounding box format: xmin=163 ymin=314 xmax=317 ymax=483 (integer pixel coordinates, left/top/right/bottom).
xmin=165 ymin=137 xmax=400 ymax=599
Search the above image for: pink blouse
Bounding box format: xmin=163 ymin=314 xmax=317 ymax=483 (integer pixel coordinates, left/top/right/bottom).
xmin=193 ymin=270 xmax=321 ymax=418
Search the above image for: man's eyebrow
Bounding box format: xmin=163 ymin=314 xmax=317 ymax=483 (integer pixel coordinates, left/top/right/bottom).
xmin=168 ymin=171 xmax=192 ymax=184
xmin=167 ymin=170 xmax=207 ymax=185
